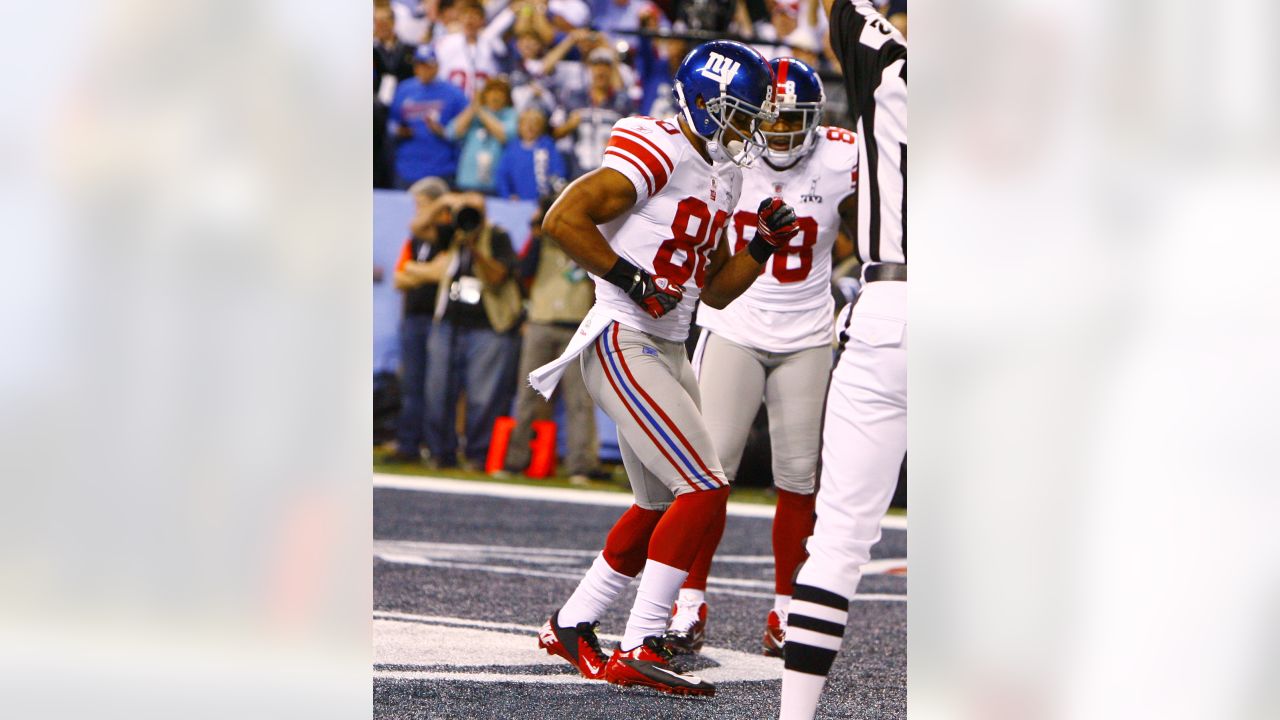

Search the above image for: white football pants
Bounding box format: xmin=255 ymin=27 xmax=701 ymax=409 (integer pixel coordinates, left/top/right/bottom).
xmin=798 ymin=279 xmax=907 ymax=600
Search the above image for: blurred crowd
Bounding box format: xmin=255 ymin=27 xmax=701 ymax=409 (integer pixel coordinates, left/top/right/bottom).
xmin=373 ymin=0 xmax=907 ymax=192
xmin=375 ymin=0 xmax=900 ymax=480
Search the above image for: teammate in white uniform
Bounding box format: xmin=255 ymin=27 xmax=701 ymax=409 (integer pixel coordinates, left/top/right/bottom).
xmin=780 ymin=2 xmax=908 ymax=718
xmin=529 ymin=41 xmax=803 ymax=698
xmin=663 ymin=57 xmax=860 ymax=658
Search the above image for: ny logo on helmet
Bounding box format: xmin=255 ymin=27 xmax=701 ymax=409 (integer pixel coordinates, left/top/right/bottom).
xmin=699 ymin=52 xmax=741 ymax=86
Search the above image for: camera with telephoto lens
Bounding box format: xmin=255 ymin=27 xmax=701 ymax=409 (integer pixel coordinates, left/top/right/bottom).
xmin=455 ymin=206 xmax=483 ymax=233
xmin=434 ymin=203 xmax=484 ymax=250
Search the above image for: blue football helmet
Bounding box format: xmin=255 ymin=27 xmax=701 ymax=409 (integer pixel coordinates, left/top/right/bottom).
xmin=673 ymin=40 xmax=776 ymax=166
xmin=762 ymin=57 xmax=825 ymax=166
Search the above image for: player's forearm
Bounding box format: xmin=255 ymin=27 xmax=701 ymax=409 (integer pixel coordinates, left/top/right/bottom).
xmin=700 ymin=252 xmax=765 ymax=309
xmin=541 ymin=205 xmax=619 ymax=278
xmin=541 ymin=171 xmax=640 ymax=278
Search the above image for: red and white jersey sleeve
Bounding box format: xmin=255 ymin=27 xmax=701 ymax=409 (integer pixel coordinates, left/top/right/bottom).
xmin=697 ymin=126 xmax=860 ymax=353
xmin=594 ymin=116 xmax=742 ymax=342
xmin=601 ymin=116 xmax=680 ymax=201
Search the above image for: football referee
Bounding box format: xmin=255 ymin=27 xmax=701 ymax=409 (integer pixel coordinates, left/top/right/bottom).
xmin=780 ymin=1 xmax=908 ymax=718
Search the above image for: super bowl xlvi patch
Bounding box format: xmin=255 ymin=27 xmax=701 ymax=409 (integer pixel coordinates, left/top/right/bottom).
xmin=801 ymin=177 xmax=823 ymax=203
xmin=641 ymin=346 xmax=658 ymax=356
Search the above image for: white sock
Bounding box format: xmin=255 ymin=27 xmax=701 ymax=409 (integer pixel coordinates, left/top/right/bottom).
xmin=780 ymin=670 xmax=828 ymax=720
xmin=620 ymin=559 xmax=688 ymax=651
xmin=774 ymin=594 xmax=791 ymax=615
xmin=559 ymin=552 xmax=633 ymax=626
xmin=781 ymin=586 xmax=850 ymax=719
xmin=678 ymin=588 xmax=705 ymax=606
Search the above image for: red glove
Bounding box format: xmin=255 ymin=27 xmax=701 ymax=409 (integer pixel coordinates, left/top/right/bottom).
xmin=603 ymin=258 xmax=684 ymax=319
xmin=630 ymin=272 xmax=684 ymax=319
xmin=748 ymin=197 xmax=800 ymax=262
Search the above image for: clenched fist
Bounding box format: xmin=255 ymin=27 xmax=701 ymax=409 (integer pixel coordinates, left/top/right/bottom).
xmin=628 ymin=271 xmax=684 ymax=319
xmin=604 ymin=258 xmax=685 ymax=319
xmin=753 ymin=197 xmax=800 ymax=250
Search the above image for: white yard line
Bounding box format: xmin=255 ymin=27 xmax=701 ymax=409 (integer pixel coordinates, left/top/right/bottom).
xmin=373 ymin=473 xmax=908 ymax=530
xmin=373 ymin=544 xmax=906 ymax=602
xmin=373 ymin=669 xmax=589 ymax=684
xmin=374 ymin=610 xmax=544 ymax=634
xmin=372 ymin=540 xmax=907 ymax=575
xmin=372 ymin=611 xmax=871 ymax=685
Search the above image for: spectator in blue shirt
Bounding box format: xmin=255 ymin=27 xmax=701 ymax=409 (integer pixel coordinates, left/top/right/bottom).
xmin=388 ymin=46 xmax=468 ymax=187
xmin=450 ymin=77 xmax=519 ymax=194
xmin=495 ymin=108 xmax=565 ymax=201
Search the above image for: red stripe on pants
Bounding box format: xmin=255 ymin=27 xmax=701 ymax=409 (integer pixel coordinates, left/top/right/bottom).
xmin=610 ymin=324 xmax=721 ymax=487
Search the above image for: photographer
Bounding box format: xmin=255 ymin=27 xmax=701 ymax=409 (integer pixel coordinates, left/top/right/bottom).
xmin=424 ymin=193 xmax=524 ymax=469
xmin=389 ymin=177 xmax=455 ymax=464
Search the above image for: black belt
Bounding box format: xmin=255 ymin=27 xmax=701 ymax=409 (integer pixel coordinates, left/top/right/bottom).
xmin=865 ymin=263 xmax=907 ymax=283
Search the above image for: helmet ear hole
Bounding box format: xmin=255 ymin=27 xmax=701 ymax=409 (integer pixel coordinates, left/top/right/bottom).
xmin=695 ymin=95 xmax=707 ymax=110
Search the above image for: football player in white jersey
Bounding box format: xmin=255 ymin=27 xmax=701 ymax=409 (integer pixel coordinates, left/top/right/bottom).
xmin=662 ymin=57 xmax=860 ymax=658
xmin=527 ymin=41 xmax=803 ymax=697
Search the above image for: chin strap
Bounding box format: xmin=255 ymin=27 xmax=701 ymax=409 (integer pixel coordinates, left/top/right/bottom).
xmin=705 ymin=140 xmax=729 ymax=164
xmin=674 ymin=82 xmax=700 ymax=136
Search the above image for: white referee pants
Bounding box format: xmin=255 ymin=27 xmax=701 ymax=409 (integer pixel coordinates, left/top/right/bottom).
xmin=798 ymin=280 xmax=907 ymax=600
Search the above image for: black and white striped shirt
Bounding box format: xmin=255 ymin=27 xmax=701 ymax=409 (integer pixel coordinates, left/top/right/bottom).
xmin=830 ymin=0 xmax=907 ymax=265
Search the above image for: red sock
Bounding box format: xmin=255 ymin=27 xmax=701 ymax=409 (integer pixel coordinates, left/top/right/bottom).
xmin=602 ymin=505 xmax=664 ymax=577
xmin=680 ymin=499 xmax=726 ymax=592
xmin=772 ymin=488 xmax=817 ymax=595
xmin=647 ymin=487 xmax=730 ymax=571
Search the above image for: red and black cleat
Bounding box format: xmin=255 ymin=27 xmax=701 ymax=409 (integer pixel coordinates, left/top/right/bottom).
xmin=538 ymin=610 xmax=608 ymax=680
xmin=762 ymin=608 xmax=787 ymax=657
xmin=605 ymin=636 xmax=715 ymax=697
